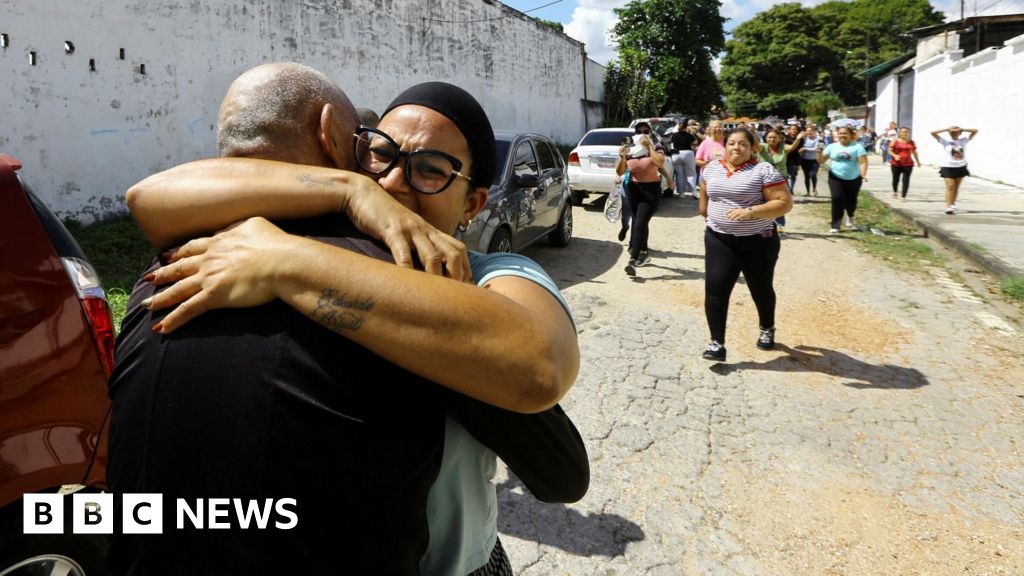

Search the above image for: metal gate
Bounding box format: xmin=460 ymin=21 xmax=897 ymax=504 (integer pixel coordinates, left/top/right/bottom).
xmin=897 ymin=71 xmax=915 ymax=129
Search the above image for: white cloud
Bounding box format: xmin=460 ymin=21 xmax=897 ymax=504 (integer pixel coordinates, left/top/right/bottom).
xmin=563 ymin=0 xmax=628 ymax=65
xmin=563 ymin=0 xmax=959 ymax=66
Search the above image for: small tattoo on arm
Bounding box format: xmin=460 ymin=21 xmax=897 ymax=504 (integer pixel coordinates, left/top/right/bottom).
xmin=296 ymin=173 xmax=332 ymax=190
xmin=311 ymin=288 xmax=374 ymax=332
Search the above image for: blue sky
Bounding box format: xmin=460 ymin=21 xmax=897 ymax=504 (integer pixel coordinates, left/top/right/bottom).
xmin=500 ymin=0 xmax=978 ymax=65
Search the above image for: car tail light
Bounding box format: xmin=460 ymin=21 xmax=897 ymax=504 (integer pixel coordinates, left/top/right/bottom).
xmin=568 ymin=152 xmax=580 ymax=166
xmin=61 ymin=257 xmax=116 ymax=378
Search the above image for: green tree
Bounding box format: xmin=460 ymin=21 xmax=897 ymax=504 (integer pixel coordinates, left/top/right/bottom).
xmin=719 ymin=3 xmax=833 ymax=117
xmin=720 ymin=0 xmax=944 ymax=114
xmin=610 ymin=0 xmax=726 ymax=116
xmin=804 ymin=91 xmax=844 ymax=125
xmin=817 ymin=0 xmax=942 ymax=102
xmin=602 ymin=47 xmax=662 ymax=123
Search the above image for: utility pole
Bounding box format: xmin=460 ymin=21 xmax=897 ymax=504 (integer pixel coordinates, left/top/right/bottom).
xmin=864 ymin=37 xmax=871 ymax=124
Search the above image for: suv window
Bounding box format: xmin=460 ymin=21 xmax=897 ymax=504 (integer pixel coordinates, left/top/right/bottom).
xmin=579 ymin=130 xmax=633 ymax=147
xmin=512 ymin=142 xmax=538 ymax=178
xmin=535 ymin=140 xmax=557 ymax=173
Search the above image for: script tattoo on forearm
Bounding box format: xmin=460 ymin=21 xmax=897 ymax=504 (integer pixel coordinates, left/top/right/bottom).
xmin=311 ymin=288 xmax=374 ymax=332
xmin=296 ymin=173 xmax=333 ymax=190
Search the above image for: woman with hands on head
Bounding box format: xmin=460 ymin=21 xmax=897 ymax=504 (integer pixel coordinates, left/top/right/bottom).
xmin=931 ymin=125 xmax=978 ymax=214
xmin=698 ymin=127 xmax=792 ymax=362
xmin=616 ymin=121 xmax=665 ymax=277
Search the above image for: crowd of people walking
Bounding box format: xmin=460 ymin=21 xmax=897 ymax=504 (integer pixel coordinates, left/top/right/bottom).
xmin=611 ymin=115 xmax=980 ymax=361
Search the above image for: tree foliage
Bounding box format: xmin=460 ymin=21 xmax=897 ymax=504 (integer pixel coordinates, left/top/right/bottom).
xmin=719 ymin=0 xmax=944 ymax=118
xmin=536 ymin=18 xmax=564 ymax=33
xmin=604 ymin=0 xmax=726 ymax=120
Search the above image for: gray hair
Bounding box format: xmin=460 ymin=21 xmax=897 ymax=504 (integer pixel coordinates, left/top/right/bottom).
xmin=217 ymin=62 xmax=350 ymax=157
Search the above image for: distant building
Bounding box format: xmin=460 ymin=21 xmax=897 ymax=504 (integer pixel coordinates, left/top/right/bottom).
xmin=864 ymin=10 xmax=1024 ymax=186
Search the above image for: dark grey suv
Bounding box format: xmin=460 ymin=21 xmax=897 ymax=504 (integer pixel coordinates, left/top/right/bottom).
xmin=461 ymin=131 xmax=572 ymax=253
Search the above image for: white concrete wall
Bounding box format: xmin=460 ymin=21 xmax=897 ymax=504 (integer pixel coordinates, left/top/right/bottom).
xmin=1 ymin=0 xmax=604 ymax=221
xmin=912 ymin=32 xmax=1024 ymax=187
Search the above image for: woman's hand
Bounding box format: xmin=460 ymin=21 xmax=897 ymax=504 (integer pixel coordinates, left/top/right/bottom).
xmin=144 ymin=217 xmax=295 ymax=333
xmin=342 ymin=180 xmax=472 ymax=282
xmin=726 ymin=207 xmax=756 ymax=221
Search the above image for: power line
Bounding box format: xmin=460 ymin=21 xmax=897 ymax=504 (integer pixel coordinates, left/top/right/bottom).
xmin=975 ymin=0 xmax=1007 ymax=15
xmin=425 ymin=0 xmax=564 ymax=24
xmin=522 ymin=0 xmax=565 ymax=14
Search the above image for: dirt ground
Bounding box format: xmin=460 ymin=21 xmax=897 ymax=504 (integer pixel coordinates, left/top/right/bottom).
xmin=510 ymin=190 xmax=1024 ymax=575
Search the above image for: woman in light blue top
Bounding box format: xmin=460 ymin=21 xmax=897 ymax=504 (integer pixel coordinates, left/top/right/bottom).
xmin=818 ymin=126 xmax=868 ymax=233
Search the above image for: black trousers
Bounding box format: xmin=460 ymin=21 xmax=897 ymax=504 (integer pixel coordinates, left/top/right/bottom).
xmin=626 ymin=180 xmax=661 ymax=260
xmin=828 ymin=172 xmax=862 ymax=228
xmin=799 ymin=158 xmax=818 ymax=192
xmin=891 ymin=165 xmax=913 ymax=197
xmin=786 ymin=162 xmax=799 ymax=191
xmin=704 ymin=227 xmax=781 ymax=343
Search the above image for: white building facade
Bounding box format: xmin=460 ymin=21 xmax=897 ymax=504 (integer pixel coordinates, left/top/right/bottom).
xmin=873 ymin=18 xmax=1024 ymax=187
xmin=1 ymin=0 xmax=605 ymax=220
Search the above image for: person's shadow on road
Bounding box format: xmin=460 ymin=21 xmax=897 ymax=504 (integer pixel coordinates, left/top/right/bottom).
xmin=709 ymin=343 xmax=929 ymax=389
xmin=496 ymin=475 xmax=645 ymax=557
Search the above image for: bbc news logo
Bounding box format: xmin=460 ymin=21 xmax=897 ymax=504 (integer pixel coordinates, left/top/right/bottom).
xmin=23 ymin=494 xmax=298 ymax=534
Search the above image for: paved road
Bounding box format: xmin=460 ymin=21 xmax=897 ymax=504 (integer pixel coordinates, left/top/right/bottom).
xmin=497 ymin=183 xmax=1024 ymax=575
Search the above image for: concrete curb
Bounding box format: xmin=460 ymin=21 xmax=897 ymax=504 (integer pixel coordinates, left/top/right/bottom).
xmin=874 ymin=192 xmax=1019 ymax=281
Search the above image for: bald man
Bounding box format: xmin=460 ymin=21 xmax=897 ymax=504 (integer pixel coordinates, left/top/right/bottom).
xmin=108 ymin=63 xmax=586 ymax=575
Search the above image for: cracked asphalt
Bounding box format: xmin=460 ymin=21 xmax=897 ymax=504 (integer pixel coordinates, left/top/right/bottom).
xmin=496 ymin=189 xmax=1024 ymax=575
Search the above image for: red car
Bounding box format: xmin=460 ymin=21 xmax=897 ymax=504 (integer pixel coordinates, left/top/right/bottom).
xmin=0 ymin=153 xmax=113 ymax=575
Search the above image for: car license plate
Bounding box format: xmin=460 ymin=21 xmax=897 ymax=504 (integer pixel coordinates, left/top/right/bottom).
xmin=593 ymin=157 xmax=615 ymax=168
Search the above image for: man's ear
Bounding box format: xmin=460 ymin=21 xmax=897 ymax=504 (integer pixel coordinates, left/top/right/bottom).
xmin=463 ymin=185 xmax=489 ymax=224
xmin=319 ymin=103 xmax=354 ymax=170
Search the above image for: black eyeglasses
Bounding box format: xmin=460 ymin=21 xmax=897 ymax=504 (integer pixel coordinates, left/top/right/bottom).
xmin=352 ymin=126 xmax=472 ymax=195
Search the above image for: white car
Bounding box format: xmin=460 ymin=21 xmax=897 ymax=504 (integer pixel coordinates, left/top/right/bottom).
xmin=566 ymin=128 xmax=634 ymax=205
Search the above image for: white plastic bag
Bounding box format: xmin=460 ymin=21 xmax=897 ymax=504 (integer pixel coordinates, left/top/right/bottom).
xmin=604 ymin=185 xmax=622 ymax=223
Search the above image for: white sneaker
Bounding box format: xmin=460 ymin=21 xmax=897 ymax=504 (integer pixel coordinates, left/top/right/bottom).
xmin=945 ymin=206 xmax=955 ymax=215
xmin=829 ymin=228 xmax=840 ymax=235
xmin=844 ymin=216 xmax=855 ymax=229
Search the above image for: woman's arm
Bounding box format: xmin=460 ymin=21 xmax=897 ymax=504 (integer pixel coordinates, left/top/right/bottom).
xmin=146 ymin=217 xmax=580 ymax=414
xmin=817 ymin=146 xmax=828 ymax=164
xmin=127 ymin=158 xmax=359 ymax=248
xmin=615 ymin=147 xmax=628 ymax=176
xmin=858 ymin=153 xmax=869 ymax=181
xmin=913 ymin=148 xmax=922 ymax=166
xmin=965 ymin=128 xmax=979 ymax=141
xmin=725 ymin=182 xmax=792 ymax=221
xmin=127 ymin=158 xmax=471 ymax=281
xmin=785 ymin=137 xmax=803 ymax=154
xmin=698 ymin=180 xmax=709 ymax=218
xmin=444 ymin=391 xmax=589 ymax=502
xmin=650 ymin=147 xmax=666 ymax=168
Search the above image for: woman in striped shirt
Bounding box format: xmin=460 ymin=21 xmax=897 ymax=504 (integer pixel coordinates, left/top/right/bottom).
xmin=698 ymin=127 xmax=793 ymax=361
